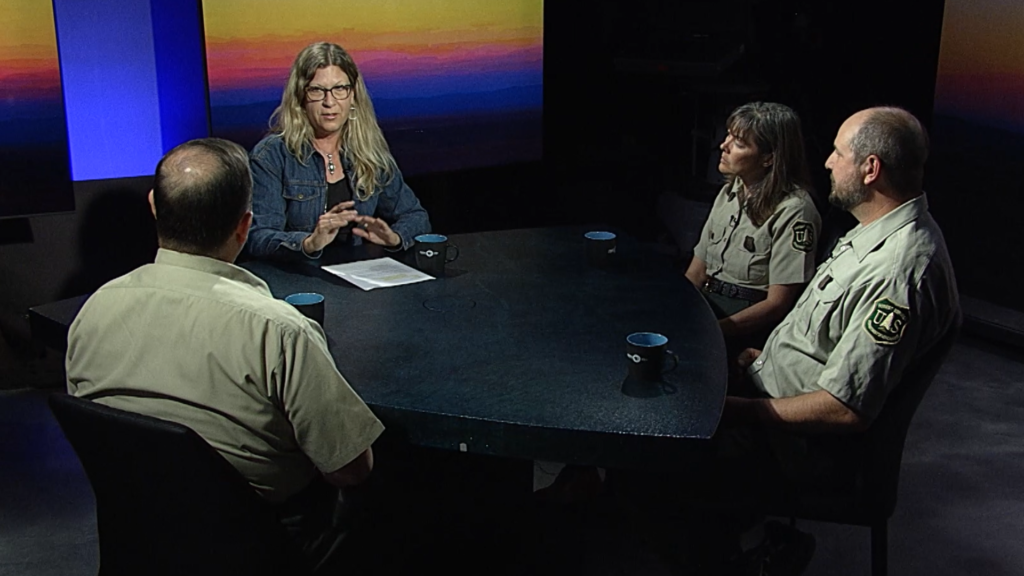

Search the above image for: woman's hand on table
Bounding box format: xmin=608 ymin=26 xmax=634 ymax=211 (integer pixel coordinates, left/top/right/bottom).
xmin=303 ymin=201 xmax=358 ymax=253
xmin=352 ymin=215 xmax=401 ymax=248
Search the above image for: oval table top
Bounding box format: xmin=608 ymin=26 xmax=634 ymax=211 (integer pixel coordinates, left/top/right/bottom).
xmin=245 ymin=226 xmax=727 ymax=469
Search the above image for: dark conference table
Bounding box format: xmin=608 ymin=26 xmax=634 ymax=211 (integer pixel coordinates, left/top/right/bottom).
xmin=30 ymin=227 xmax=727 ymax=469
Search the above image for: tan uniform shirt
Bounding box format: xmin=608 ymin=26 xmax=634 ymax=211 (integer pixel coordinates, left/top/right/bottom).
xmin=66 ymin=249 xmax=384 ymax=503
xmin=748 ymin=195 xmax=960 ymax=420
xmin=694 ymin=180 xmax=821 ymax=291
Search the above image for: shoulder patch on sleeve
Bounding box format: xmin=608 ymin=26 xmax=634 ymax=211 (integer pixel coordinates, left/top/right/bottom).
xmin=863 ymin=298 xmax=911 ymax=345
xmin=791 ymin=221 xmax=815 ymax=252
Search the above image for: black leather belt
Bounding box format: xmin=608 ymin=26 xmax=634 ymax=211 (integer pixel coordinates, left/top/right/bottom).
xmin=703 ymin=277 xmax=768 ymax=303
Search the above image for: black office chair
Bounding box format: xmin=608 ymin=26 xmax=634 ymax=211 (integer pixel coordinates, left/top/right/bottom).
xmin=48 ymin=393 xmax=311 ymax=576
xmin=767 ymin=323 xmax=961 ymax=576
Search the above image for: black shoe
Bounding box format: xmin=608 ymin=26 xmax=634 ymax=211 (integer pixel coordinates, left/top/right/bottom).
xmin=761 ymin=521 xmax=816 ymax=576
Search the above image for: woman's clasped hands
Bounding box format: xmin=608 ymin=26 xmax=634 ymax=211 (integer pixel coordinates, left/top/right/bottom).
xmin=302 ymin=201 xmax=358 ymax=254
xmin=302 ymin=200 xmax=402 ymax=253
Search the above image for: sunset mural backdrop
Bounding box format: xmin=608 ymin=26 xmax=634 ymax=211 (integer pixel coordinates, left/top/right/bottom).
xmin=0 ymin=0 xmax=73 ymax=217
xmin=934 ymin=0 xmax=1024 ymax=134
xmin=202 ymin=0 xmax=543 ymax=175
xmin=931 ymin=0 xmax=1024 ymax=310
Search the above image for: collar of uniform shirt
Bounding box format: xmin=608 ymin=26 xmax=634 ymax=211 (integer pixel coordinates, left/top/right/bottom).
xmin=846 ymin=194 xmax=930 ymax=263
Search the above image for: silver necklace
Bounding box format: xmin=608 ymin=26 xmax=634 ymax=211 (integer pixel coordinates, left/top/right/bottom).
xmin=315 ymin=143 xmax=338 ymax=176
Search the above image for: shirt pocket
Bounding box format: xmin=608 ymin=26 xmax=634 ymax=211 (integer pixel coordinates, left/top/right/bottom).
xmin=804 ymin=277 xmax=845 ymax=340
xmin=719 ymin=230 xmax=770 ymax=284
xmin=708 ymin=223 xmax=733 ymax=270
xmin=742 ymin=234 xmax=773 ymax=284
xmin=283 ymin=181 xmax=323 ymax=232
xmin=706 ymin=219 xmax=731 ymax=244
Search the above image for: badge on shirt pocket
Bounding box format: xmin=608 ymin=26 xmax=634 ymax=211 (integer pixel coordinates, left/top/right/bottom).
xmin=743 ymin=236 xmax=756 ymax=252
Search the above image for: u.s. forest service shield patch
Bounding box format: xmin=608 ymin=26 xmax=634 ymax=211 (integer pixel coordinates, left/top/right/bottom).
xmin=863 ymin=298 xmax=910 ymax=345
xmin=791 ymin=221 xmax=814 ymax=253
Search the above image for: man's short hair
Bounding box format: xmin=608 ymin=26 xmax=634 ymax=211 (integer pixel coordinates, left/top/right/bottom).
xmin=152 ymin=138 xmax=252 ymax=254
xmin=848 ymin=107 xmax=929 ymax=198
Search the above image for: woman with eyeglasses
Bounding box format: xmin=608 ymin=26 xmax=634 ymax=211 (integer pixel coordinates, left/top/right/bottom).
xmin=247 ymin=42 xmax=430 ymax=259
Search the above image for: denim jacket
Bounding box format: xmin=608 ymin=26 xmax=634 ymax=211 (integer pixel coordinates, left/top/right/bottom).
xmin=247 ymin=134 xmax=430 ymax=258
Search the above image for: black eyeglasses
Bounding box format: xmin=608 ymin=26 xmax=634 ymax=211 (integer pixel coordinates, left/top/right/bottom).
xmin=305 ymin=84 xmax=353 ymax=102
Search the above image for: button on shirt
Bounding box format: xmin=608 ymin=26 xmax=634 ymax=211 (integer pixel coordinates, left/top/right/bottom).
xmin=66 ymin=249 xmax=384 ymax=502
xmin=694 ymin=180 xmax=821 ymax=292
xmin=748 ymin=195 xmax=960 ymax=420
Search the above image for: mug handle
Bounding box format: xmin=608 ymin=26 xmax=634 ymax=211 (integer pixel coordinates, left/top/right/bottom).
xmin=662 ymin=350 xmax=680 ymax=375
xmin=446 ymin=244 xmax=460 ymax=263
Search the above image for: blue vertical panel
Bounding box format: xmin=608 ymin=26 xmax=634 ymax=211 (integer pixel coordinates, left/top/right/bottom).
xmin=150 ymin=0 xmax=209 ymax=153
xmin=53 ymin=0 xmax=163 ymax=181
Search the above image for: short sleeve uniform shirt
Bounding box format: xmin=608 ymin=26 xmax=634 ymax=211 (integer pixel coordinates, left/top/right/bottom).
xmin=66 ymin=249 xmax=384 ymax=502
xmin=748 ymin=196 xmax=960 ymax=420
xmin=694 ymin=180 xmax=821 ymax=292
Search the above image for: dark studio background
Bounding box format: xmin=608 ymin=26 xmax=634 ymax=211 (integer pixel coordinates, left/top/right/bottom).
xmin=0 ymin=0 xmax=1008 ymax=368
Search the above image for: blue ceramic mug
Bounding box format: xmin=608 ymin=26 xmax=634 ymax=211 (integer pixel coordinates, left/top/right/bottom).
xmin=584 ymin=231 xmax=617 ymax=267
xmin=414 ymin=234 xmax=460 ymax=277
xmin=284 ymin=292 xmax=325 ymax=326
xmin=625 ymin=332 xmax=678 ymax=382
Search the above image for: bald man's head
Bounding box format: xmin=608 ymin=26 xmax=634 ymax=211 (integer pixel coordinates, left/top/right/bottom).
xmin=847 ymin=107 xmax=929 ymax=198
xmin=152 ymin=138 xmax=252 ymax=255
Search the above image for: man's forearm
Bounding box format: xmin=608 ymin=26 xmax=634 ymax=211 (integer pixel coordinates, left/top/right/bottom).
xmin=719 ymin=283 xmax=802 ymax=338
xmin=719 ymin=299 xmax=786 ymax=338
xmin=724 ymin=390 xmax=868 ymax=434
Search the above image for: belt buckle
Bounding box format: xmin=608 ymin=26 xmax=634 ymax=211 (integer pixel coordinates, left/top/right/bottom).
xmin=728 ymin=284 xmax=739 ymax=298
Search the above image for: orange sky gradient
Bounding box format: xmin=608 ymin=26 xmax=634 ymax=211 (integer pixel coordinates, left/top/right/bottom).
xmin=202 ymin=0 xmax=543 ymax=91
xmin=201 ymin=0 xmax=542 ymax=41
xmin=935 ymin=0 xmax=1024 ymax=124
xmin=206 ymin=37 xmax=542 ymax=89
xmin=0 ymin=0 xmax=61 ymax=97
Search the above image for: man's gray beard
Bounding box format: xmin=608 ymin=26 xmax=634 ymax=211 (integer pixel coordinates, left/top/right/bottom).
xmin=828 ymin=181 xmax=870 ymax=211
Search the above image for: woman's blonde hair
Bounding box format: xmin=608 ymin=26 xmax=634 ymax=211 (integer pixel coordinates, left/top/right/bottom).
xmin=270 ymin=42 xmax=396 ymax=200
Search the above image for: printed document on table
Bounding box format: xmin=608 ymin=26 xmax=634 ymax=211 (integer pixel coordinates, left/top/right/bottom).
xmin=321 ymin=257 xmax=434 ymax=291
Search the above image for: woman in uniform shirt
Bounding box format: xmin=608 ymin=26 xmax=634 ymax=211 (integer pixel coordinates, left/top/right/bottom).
xmin=685 ymin=102 xmax=820 ymax=348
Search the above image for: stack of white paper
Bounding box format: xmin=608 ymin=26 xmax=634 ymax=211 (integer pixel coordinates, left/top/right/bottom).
xmin=321 ymin=257 xmax=434 ymax=291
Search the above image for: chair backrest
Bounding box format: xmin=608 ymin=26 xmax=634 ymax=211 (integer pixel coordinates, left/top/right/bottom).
xmin=48 ymin=393 xmax=310 ymax=576
xmin=859 ymin=322 xmax=962 ymax=517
